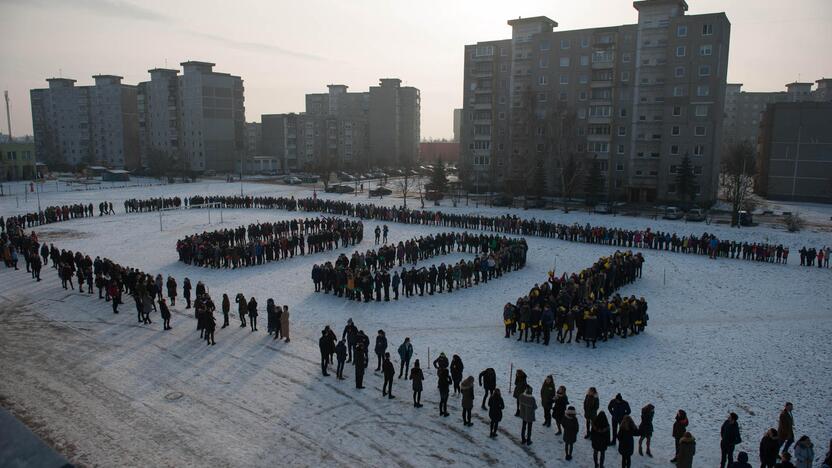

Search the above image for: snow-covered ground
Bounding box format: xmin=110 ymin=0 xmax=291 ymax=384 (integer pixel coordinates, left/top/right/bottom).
xmin=1 ymin=180 xmax=830 ymax=467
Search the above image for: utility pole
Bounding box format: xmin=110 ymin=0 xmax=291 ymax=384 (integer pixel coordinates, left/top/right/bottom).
xmin=240 ymin=156 xmax=244 ymax=197
xmin=4 ymin=91 xmax=11 ymax=139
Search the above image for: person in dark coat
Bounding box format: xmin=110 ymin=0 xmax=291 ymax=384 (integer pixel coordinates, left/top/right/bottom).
xmin=374 ymin=330 xmax=387 ymax=372
xmin=760 ymin=428 xmax=780 ymax=468
xmin=450 ymin=355 xmax=464 ymax=396
xmin=778 ymin=402 xmax=795 ymax=456
xmin=335 ymin=339 xmax=347 ymax=380
xmin=159 ymin=298 xmax=172 ymax=330
xmin=488 ymin=388 xmax=505 ymax=438
xmin=591 ymin=411 xmax=611 ymax=468
xmin=553 ymin=385 xmax=569 ymax=435
xmin=381 ymin=352 xmax=395 ymax=398
xmin=183 ymin=278 xmax=192 ymax=308
xmin=562 ymin=406 xmax=580 ymax=461
xmin=343 ymin=319 xmax=357 ymax=362
xmin=247 ymin=296 xmax=258 ymax=331
xmin=638 ymin=403 xmax=654 ymax=457
xmin=410 ymin=359 xmax=424 ymax=407
xmin=437 ymin=366 xmax=451 ymax=417
xmin=584 ymin=387 xmax=600 ymax=439
xmin=354 ymin=343 xmax=366 ymax=389
xmin=166 ymin=276 xmax=177 ymax=306
xmin=397 ymin=337 xmax=413 ymax=379
xmin=540 ymin=375 xmax=556 ymax=428
xmin=235 ymin=293 xmax=247 ymax=327
xmin=677 ymin=431 xmax=696 ymax=468
xmin=319 ymin=330 xmax=331 ymax=376
xmin=608 ymin=393 xmax=631 ymax=445
xmin=203 ymin=309 xmax=216 ymax=345
xmin=720 ymin=412 xmax=742 ymax=468
xmin=617 ymin=415 xmax=637 ymax=468
xmin=432 ymin=352 xmax=449 ymax=370
xmin=221 ymin=293 xmax=230 ymax=328
xmin=733 ymin=451 xmax=753 ymax=468
xmin=518 ymin=387 xmax=537 ymax=445
xmin=478 ymin=368 xmax=496 ymax=410
xmin=672 ymin=409 xmax=689 ymax=463
xmin=460 ymin=376 xmax=475 ymax=427
xmin=513 ymin=369 xmax=528 ymax=417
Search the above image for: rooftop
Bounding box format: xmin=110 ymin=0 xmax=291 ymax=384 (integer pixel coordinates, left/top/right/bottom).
xmin=507 ymin=16 xmax=558 ymax=28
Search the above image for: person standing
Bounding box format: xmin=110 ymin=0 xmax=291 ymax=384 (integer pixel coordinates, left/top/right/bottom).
xmin=720 ymin=412 xmax=742 ymax=468
xmin=183 ymin=278 xmax=192 ymax=309
xmin=478 ymin=368 xmax=496 ymax=410
xmin=235 ymin=293 xmax=247 ymax=328
xmin=381 ymin=352 xmax=395 ymax=399
xmin=397 ymin=337 xmax=413 ymax=379
xmin=553 ymin=385 xmax=569 ymax=435
xmin=374 ymin=330 xmax=388 ymax=371
xmin=608 ymin=393 xmax=631 ymax=445
xmin=437 ymin=365 xmax=451 ymax=417
xmin=319 ymin=330 xmax=331 ymax=376
xmin=676 ymin=431 xmax=696 ymax=468
xmin=488 ymin=388 xmax=505 ymax=438
xmin=584 ymin=387 xmax=600 ymax=439
xmin=617 ymin=415 xmax=637 ymax=468
xmin=450 ymin=355 xmax=464 ymax=396
xmin=562 ymin=406 xmax=579 ymax=461
xmin=335 ymin=339 xmax=347 ymax=380
xmin=159 ymin=298 xmax=171 ymax=330
xmin=793 ymin=435 xmax=814 ymax=468
xmin=460 ymin=376 xmax=475 ymax=427
xmin=671 ymin=409 xmax=689 ymax=463
xmin=513 ymin=369 xmax=528 ymax=417
xmin=778 ymin=402 xmax=795 ymax=456
xmin=638 ymin=403 xmax=655 ymax=457
xmin=203 ymin=309 xmax=216 ymax=345
xmin=760 ymin=428 xmax=780 ymax=468
xmin=247 ymin=296 xmax=258 ymax=331
xmin=518 ymin=387 xmax=537 ymax=446
xmin=410 ymin=359 xmax=424 ymax=408
xmin=166 ymin=276 xmax=177 ymax=306
xmin=280 ymin=305 xmax=290 ymax=342
xmin=540 ymin=375 xmax=556 ymax=428
xmin=221 ymin=294 xmax=230 ymax=328
xmin=591 ymin=412 xmax=611 ymax=468
xmin=354 ymin=343 xmax=366 ymax=389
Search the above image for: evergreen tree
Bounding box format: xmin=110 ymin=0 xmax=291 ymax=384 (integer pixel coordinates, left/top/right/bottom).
xmin=430 ymin=157 xmax=447 ymax=195
xmin=675 ymin=153 xmax=696 ymax=208
xmin=583 ymin=157 xmax=603 ymax=207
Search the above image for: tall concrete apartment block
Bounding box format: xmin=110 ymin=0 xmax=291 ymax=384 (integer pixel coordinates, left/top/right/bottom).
xmin=305 ymin=84 xmax=369 ymax=169
xmin=261 ymin=113 xmax=305 ymax=172
xmin=138 ymin=61 xmax=245 ymax=172
xmin=31 ymin=75 xmax=139 ymax=169
xmin=369 ymin=78 xmax=420 ymax=167
xmin=461 ymin=0 xmax=730 ymax=203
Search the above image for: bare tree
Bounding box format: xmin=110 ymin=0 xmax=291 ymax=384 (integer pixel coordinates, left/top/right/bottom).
xmin=721 ymin=140 xmax=757 ymax=226
xmin=396 ymin=159 xmax=415 ymax=207
xmin=544 ymin=106 xmax=583 ymax=202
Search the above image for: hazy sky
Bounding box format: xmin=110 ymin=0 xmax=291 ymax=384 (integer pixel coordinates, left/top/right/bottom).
xmin=1 ymin=0 xmax=830 ymax=139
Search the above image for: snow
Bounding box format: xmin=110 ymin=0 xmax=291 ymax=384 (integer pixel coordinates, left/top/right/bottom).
xmin=1 ymin=179 xmax=831 ymax=467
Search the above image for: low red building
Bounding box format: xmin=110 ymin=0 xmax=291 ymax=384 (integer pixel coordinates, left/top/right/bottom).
xmin=419 ymin=142 xmax=459 ymax=164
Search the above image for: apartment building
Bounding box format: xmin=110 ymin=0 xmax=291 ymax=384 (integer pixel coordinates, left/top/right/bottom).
xmin=460 ymin=0 xmax=730 ymax=204
xmin=31 ymin=75 xmax=139 ymax=169
xmin=137 ymin=68 xmax=180 ymax=165
xmin=261 ymin=113 xmax=305 ymax=172
xmin=245 ymin=122 xmax=262 ymax=157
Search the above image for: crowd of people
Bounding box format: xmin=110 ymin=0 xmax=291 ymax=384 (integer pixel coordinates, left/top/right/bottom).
xmin=124 ymin=196 xmax=182 ymax=213
xmin=798 ymin=246 xmax=830 ymax=269
xmin=504 ymin=251 xmax=648 ymax=347
xmin=317 ymin=318 xmax=828 ymax=468
xmin=0 ymin=201 xmax=115 ymax=229
xmin=311 ymin=232 xmax=528 ymax=302
xmin=1 ymin=216 xmax=293 ymax=348
xmin=176 ymin=217 xmax=363 ymax=268
xmin=176 ymin=194 xmax=828 ymax=271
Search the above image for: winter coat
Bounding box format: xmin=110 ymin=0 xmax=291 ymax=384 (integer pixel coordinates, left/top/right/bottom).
xmin=460 ymin=376 xmax=475 ymax=410
xmin=760 ymin=434 xmax=780 ymax=465
xmin=437 ymin=368 xmax=451 ymax=394
xmin=591 ymin=423 xmax=611 ymax=452
xmin=159 ymin=302 xmax=171 ymax=319
xmin=672 ymin=418 xmax=689 ymax=439
xmin=518 ymin=393 xmax=537 ymax=423
xmin=676 ymin=434 xmax=696 ymax=468
xmin=280 ymin=309 xmax=290 ymax=338
xmin=553 ymin=393 xmax=569 ymax=422
xmin=382 ymin=359 xmax=395 ymax=379
xmin=562 ymin=414 xmax=579 ymax=444
xmin=608 ymin=397 xmax=631 ymax=422
xmin=478 ymin=368 xmax=496 ymax=390
xmin=794 ymin=440 xmax=814 ymax=468
xmin=410 ymin=367 xmax=424 ymax=392
xmin=335 ymin=341 xmax=347 ymax=362
xmin=540 ymin=381 xmax=556 ymax=408
xmin=375 ymin=334 xmax=388 ymax=355
xmin=720 ymin=420 xmax=742 ymax=448
xmin=639 ymin=406 xmax=654 ymax=437
xmin=397 ymin=342 xmax=413 ymax=362
xmin=778 ymin=410 xmax=794 ymax=441
xmin=513 ymin=370 xmax=528 ymax=399
xmin=617 ymin=425 xmax=636 ymax=457
xmin=584 ymin=394 xmax=600 ymax=421
xmin=450 ymin=358 xmax=464 ymax=384
xmin=488 ymin=393 xmax=505 ymax=422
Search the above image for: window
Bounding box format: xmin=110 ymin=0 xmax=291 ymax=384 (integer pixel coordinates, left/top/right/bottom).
xmin=475 ymin=45 xmax=495 ymax=57
xmin=538 ymin=75 xmax=548 ymax=86
xmin=617 ymin=145 xmax=625 ymax=155
xmin=699 ymin=65 xmax=711 ymax=76
xmin=560 ymin=57 xmax=570 ymax=67
xmin=699 ymin=45 xmax=713 ymax=56
xmin=621 ymin=71 xmax=630 ymax=81
xmin=539 ymin=57 xmax=549 ymax=68
xmin=694 ymin=126 xmax=707 ymax=136
xmin=677 ymin=25 xmax=688 ymax=37
xmin=622 ymin=53 xmax=631 ymax=63
xmin=560 ymin=39 xmax=570 ymax=49
xmin=588 ymin=142 xmax=609 ymax=153
xmin=695 ymin=105 xmax=708 ymax=117
xmin=671 ymin=144 xmax=680 ymax=155
xmin=671 ymin=126 xmax=680 ymax=136
xmin=498 ymin=112 xmax=506 ymax=120
xmin=580 ymin=55 xmax=589 ymax=66
xmin=589 ymin=105 xmax=612 ymax=117
xmin=673 ymin=86 xmax=685 ymax=97
xmin=579 ymin=75 xmax=589 ymax=84
xmin=579 ymin=91 xmax=588 ymax=101
xmin=618 ymin=126 xmax=626 ymax=136
xmin=537 ymin=143 xmax=545 ymax=152
xmin=580 ymin=37 xmax=589 ymax=48
xmin=560 ymin=75 xmax=569 ymax=84
xmin=702 ymin=24 xmax=713 ymax=36
xmin=620 ymin=108 xmax=628 ymax=117
xmin=697 ymin=85 xmax=710 ymax=97
xmin=672 ymin=106 xmax=682 ymax=116
xmin=694 ymin=166 xmax=703 ymax=175
xmin=675 ymin=66 xmax=685 ymax=78
xmin=498 ymin=95 xmax=506 ymax=104
xmin=537 ymin=92 xmax=547 ymax=102
xmin=578 ymin=108 xmax=587 ymax=119
xmin=676 ymin=46 xmax=686 ymax=57
xmin=500 ymin=47 xmax=507 ymax=56
xmin=539 ymin=40 xmax=551 ymax=51
xmin=559 ymin=92 xmax=568 ymax=101
xmin=694 ymin=144 xmax=705 ymax=156
xmin=616 ymin=162 xmax=624 ymax=170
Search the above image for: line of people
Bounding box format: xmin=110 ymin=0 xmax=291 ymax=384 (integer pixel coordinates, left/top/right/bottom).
xmin=0 ymin=201 xmax=114 ymax=229
xmin=504 ymin=251 xmax=647 ymax=347
xmin=311 ymin=232 xmax=527 ymax=302
xmin=317 ymin=318 xmax=827 ymax=468
xmin=176 ymin=217 xmax=363 ymax=268
xmin=798 ymin=246 xmax=830 ymax=268
xmin=124 ymin=196 xmax=181 ymax=213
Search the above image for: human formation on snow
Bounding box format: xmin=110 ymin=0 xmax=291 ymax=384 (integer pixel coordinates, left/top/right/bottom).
xmin=311 ymin=232 xmax=527 ymax=302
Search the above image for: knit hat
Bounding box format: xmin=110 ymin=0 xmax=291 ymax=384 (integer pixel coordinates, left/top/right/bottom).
xmin=566 ymin=406 xmax=577 ymax=416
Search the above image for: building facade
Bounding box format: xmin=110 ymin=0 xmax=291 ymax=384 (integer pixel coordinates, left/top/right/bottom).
xmin=245 ymin=122 xmax=262 ymax=157
xmin=460 ymin=0 xmax=731 ymax=204
xmin=261 ymin=113 xmax=305 ymax=173
xmin=756 ymin=102 xmax=832 ymax=203
xmin=0 ymin=142 xmax=36 ymax=180
xmin=31 ymin=75 xmax=139 ymax=169
xmin=420 ymin=141 xmax=460 ymax=163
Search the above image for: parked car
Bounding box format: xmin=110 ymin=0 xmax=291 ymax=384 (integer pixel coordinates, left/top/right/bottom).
xmin=284 ymin=176 xmax=302 ymax=185
xmin=369 ymin=186 xmax=392 ymax=197
xmin=739 ymin=210 xmax=754 ymax=226
xmin=325 ymin=184 xmax=354 ymax=194
xmin=594 ymin=203 xmax=613 ymax=214
xmin=338 ymin=172 xmax=355 ymax=182
xmin=662 ymin=206 xmax=684 ymax=220
xmin=685 ymin=208 xmax=706 ymax=222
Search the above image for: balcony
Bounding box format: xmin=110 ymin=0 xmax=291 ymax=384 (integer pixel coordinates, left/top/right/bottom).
xmin=471 ymin=69 xmax=493 ymax=78
xmin=588 ymin=116 xmax=612 ymax=124
xmin=591 ymin=61 xmax=614 ymax=70
xmin=590 ymin=80 xmax=613 ymax=88
xmin=473 ymin=102 xmax=492 ymax=110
